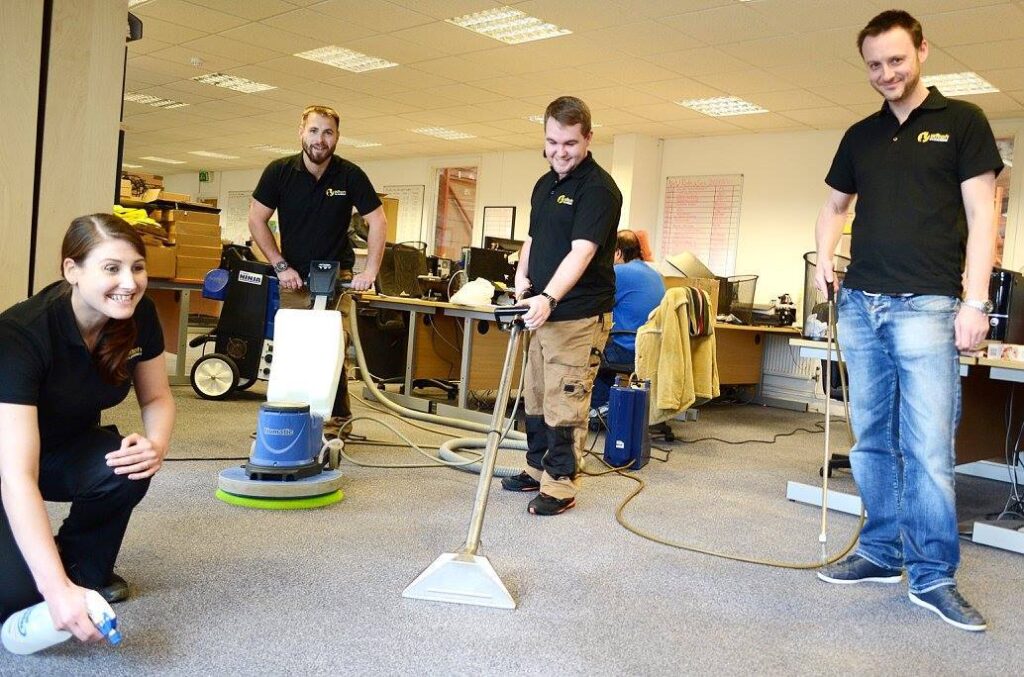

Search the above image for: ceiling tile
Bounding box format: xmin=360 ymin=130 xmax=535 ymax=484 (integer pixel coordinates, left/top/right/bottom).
xmin=180 ymin=35 xmax=287 ymax=65
xmin=780 ymin=106 xmax=864 ymax=129
xmin=767 ymin=60 xmax=867 ymax=89
xmin=134 ymin=1 xmax=249 ymax=32
xmin=585 ymin=21 xmax=702 ymax=57
xmin=947 ymin=38 xmax=1024 ymax=72
xmin=650 ymin=47 xmax=755 ymax=77
xmin=218 ymin=22 xmax=318 ymax=54
xmin=661 ymin=3 xmax=791 ymax=45
xmin=262 ymin=8 xmax=377 ymax=44
xmin=578 ymin=58 xmax=684 ymax=85
xmin=692 ymin=68 xmax=796 ymax=95
xmin=743 ymin=89 xmax=837 ymax=112
xmin=390 ymin=21 xmax=500 ymax=55
xmin=308 ymin=0 xmax=434 ymax=31
xmin=922 ymin=3 xmax=1024 ymax=47
xmin=190 ymin=0 xmax=296 ymax=21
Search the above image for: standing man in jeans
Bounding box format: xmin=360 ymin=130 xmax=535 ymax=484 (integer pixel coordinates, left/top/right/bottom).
xmin=814 ymin=10 xmax=1002 ymax=631
xmin=249 ymin=105 xmax=388 ymax=437
xmin=500 ymin=96 xmax=621 ymax=516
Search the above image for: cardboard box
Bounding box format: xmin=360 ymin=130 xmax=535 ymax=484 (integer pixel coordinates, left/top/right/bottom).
xmin=166 ymin=221 xmax=222 ymax=243
xmin=177 ymin=244 xmax=221 ymax=260
xmin=174 ymin=232 xmax=221 ymax=249
xmin=162 ymin=209 xmax=220 ymax=226
xmin=145 ymin=243 xmax=176 ymax=279
xmin=158 ymin=191 xmax=192 ymax=202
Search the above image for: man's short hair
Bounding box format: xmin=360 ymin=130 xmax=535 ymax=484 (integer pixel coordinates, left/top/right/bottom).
xmin=857 ymin=10 xmax=923 ymax=53
xmin=301 ymin=105 xmax=340 ymax=128
xmin=616 ymin=230 xmax=641 ymax=263
xmin=544 ymin=96 xmax=592 ymax=137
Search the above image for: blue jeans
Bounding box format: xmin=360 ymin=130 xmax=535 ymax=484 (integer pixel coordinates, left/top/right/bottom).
xmin=590 ymin=342 xmax=634 ymax=410
xmin=836 ymin=288 xmax=961 ymax=593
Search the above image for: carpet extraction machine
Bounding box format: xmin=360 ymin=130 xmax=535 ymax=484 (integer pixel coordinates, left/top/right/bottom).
xmin=215 ymin=262 xmax=349 ymax=509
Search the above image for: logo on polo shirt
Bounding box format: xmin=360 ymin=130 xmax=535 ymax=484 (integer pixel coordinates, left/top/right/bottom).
xmin=917 ymin=131 xmax=950 ymax=143
xmin=128 ymin=347 xmax=142 ymax=361
xmin=556 ymin=194 xmax=574 ymax=205
xmin=326 ymin=188 xmax=347 ymax=197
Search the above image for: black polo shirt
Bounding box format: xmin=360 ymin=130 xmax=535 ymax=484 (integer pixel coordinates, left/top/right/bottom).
xmin=0 ymin=282 xmax=163 ymax=445
xmin=528 ymin=153 xmax=622 ymax=321
xmin=826 ymin=87 xmax=1003 ymax=296
xmin=252 ymin=153 xmax=382 ymax=277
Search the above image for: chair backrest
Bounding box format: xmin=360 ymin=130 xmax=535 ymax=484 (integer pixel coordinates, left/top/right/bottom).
xmin=378 ymin=243 xmax=428 ymax=296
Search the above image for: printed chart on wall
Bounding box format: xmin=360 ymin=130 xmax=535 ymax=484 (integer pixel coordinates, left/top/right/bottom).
xmin=661 ymin=174 xmax=744 ymax=276
xmin=224 ymin=190 xmax=253 ymax=244
xmin=382 ymin=184 xmax=425 ymax=240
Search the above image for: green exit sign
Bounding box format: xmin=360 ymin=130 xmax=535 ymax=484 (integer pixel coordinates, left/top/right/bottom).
xmin=199 ymin=170 xmax=211 ymax=182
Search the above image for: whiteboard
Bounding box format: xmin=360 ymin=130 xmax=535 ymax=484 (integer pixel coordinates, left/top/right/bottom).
xmin=224 ymin=190 xmax=253 ymax=243
xmin=382 ymin=184 xmax=425 ymax=240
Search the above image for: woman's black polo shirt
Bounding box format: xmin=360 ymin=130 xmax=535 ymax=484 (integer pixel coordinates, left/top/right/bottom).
xmin=0 ymin=282 xmax=163 ymax=445
xmin=825 ymin=87 xmax=1003 ymax=296
xmin=252 ymin=153 xmax=382 ymax=276
xmin=528 ymin=153 xmax=622 ymax=321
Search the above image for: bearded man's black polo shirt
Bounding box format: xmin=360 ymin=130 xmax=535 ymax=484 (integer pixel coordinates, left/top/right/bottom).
xmin=528 ymin=152 xmax=622 ymax=321
xmin=252 ymin=153 xmax=382 ymax=277
xmin=826 ymin=87 xmax=1003 ymax=297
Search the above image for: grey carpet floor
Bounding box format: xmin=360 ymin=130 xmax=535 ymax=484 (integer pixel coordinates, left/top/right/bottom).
xmin=3 ymin=382 xmax=1022 ymax=675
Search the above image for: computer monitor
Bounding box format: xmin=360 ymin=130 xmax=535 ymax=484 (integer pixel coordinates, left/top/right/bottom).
xmin=464 ymin=246 xmax=514 ymax=287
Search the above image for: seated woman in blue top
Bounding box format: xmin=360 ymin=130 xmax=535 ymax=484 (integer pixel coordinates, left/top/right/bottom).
xmin=0 ymin=214 xmax=175 ymax=643
xmin=590 ymin=230 xmax=666 ymax=413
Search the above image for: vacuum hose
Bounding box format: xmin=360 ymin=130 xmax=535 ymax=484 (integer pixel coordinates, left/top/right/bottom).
xmin=343 ymin=294 xmax=526 ymax=477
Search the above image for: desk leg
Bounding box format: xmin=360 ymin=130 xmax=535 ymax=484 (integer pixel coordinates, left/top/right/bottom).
xmin=404 ymin=310 xmax=419 ymax=395
xmin=458 ymin=318 xmax=474 ymax=409
xmin=170 ymin=289 xmax=192 ymax=386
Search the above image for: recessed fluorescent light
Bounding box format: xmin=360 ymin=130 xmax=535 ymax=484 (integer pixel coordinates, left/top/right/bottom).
xmin=121 ymin=163 xmax=143 ymax=169
xmin=139 ymin=156 xmax=186 ymax=165
xmin=192 ymin=73 xmax=276 ymax=93
xmin=410 ymin=127 xmax=476 ymax=140
xmin=124 ymin=92 xmax=189 ymax=109
xmin=676 ymin=96 xmax=768 ymax=117
xmin=338 ymin=136 xmax=382 ymax=148
xmin=294 ymin=46 xmax=398 ymax=73
xmin=128 ymin=0 xmax=156 ymax=7
xmin=922 ymin=72 xmax=999 ymax=96
xmin=252 ymin=144 xmax=296 ymax=155
xmin=447 ymin=6 xmax=571 ymax=44
xmin=188 ymin=151 xmax=240 ymax=159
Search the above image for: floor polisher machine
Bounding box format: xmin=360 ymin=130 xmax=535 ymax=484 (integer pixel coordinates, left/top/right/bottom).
xmin=216 ymin=262 xmax=348 ymax=509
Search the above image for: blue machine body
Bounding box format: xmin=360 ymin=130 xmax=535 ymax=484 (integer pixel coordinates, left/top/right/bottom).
xmin=603 ymin=376 xmax=652 ymax=470
xmin=246 ymin=402 xmax=323 ymax=481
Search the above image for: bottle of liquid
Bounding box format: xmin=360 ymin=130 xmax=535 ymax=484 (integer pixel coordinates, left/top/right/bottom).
xmin=2 ymin=590 xmax=122 ymax=655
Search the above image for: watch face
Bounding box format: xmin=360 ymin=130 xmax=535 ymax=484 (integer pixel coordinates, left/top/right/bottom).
xmin=274 ymin=261 xmax=288 ymax=273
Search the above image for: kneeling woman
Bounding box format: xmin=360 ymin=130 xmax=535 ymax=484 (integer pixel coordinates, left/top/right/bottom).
xmin=0 ymin=214 xmax=175 ymax=642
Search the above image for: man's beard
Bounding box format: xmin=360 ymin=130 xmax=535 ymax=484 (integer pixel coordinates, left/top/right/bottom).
xmin=303 ymin=140 xmax=334 ymax=164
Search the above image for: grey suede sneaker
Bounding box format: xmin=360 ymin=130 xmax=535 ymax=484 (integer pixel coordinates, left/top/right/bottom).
xmin=817 ymin=555 xmax=903 ymax=584
xmin=909 ymin=586 xmax=987 ymax=632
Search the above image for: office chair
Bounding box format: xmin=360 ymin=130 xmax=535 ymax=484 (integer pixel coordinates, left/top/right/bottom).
xmin=371 ymin=242 xmax=459 ymax=399
xmin=591 ymin=329 xmax=675 ymax=442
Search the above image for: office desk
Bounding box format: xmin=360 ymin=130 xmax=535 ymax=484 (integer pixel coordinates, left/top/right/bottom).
xmin=147 ymin=279 xmax=206 ymax=386
xmin=358 ymin=295 xmax=521 ymax=422
xmin=715 ymin=324 xmax=801 ymax=385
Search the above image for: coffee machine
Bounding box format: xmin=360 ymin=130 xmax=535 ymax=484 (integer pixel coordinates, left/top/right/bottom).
xmin=988 ymin=268 xmax=1024 ymax=343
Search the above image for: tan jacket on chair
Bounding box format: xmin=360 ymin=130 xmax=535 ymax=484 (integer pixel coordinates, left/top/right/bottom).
xmin=635 ymin=288 xmax=720 ymax=423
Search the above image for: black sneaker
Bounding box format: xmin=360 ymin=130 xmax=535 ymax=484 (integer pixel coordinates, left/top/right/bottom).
xmin=528 ymin=493 xmax=575 ymax=516
xmin=501 ymin=471 xmax=541 ymax=492
xmin=909 ymin=586 xmax=987 ymax=632
xmin=817 ymin=555 xmax=903 ymax=584
xmin=99 ymin=573 xmax=130 ymax=604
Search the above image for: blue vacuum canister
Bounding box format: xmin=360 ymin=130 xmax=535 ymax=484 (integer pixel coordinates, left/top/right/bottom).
xmin=246 ymin=402 xmax=324 ymax=481
xmin=603 ymin=376 xmax=651 ymax=471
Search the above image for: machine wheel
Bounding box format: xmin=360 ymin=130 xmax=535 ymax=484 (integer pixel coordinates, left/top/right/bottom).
xmin=191 ymin=353 xmax=239 ymax=400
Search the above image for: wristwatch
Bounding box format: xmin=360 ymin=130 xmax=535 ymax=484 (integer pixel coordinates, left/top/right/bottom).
xmin=540 ymin=291 xmax=558 ymax=309
xmin=273 ymin=260 xmax=290 ymax=274
xmin=963 ymin=298 xmax=994 ymax=314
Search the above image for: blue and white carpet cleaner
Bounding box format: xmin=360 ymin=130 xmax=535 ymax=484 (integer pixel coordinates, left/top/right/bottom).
xmin=216 ymin=262 xmax=347 ymax=509
xmin=403 ymin=305 xmax=529 ymax=609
